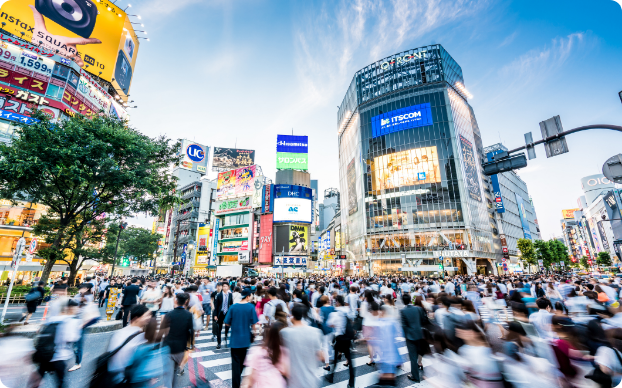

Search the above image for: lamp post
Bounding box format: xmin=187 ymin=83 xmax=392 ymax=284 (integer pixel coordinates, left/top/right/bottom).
xmin=184 ymin=241 xmax=195 ymax=275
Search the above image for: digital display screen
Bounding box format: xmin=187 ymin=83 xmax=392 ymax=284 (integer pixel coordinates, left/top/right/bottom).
xmin=371 ymin=103 xmax=433 ymax=138
xmin=371 ymin=146 xmax=441 ymax=191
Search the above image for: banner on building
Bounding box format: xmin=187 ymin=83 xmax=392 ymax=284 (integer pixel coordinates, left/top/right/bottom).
xmin=347 ymin=158 xmax=358 ymax=215
xmin=258 ymin=214 xmax=273 ymax=263
xmin=459 ymin=135 xmax=482 ymax=202
xmin=289 ymin=225 xmax=308 ymax=254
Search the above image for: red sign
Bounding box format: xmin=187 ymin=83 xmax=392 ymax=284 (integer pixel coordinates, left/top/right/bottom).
xmin=258 ymin=214 xmax=273 ymax=263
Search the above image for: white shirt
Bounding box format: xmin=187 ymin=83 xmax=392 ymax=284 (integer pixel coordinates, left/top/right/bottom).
xmin=327 ymin=307 xmax=349 ymax=336
xmin=445 ymin=282 xmax=455 ymax=296
xmin=528 ymin=309 xmax=554 ymax=339
xmin=49 ymin=315 xmax=81 ymax=362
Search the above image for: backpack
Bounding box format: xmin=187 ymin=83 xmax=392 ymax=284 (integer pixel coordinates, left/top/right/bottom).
xmin=32 ymin=321 xmax=61 ymax=364
xmin=25 ymin=289 xmax=42 ymax=303
xmin=125 ymin=343 xmax=169 ymax=384
xmin=89 ymin=332 xmax=142 ymax=388
xmin=343 ymin=313 xmax=356 ymax=340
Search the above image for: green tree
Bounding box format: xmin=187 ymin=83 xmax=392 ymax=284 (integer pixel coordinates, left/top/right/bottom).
xmin=117 ymin=226 xmax=161 ymax=265
xmin=517 ymin=238 xmax=536 ymax=272
xmin=534 ymin=239 xmax=554 ymax=269
xmin=597 ymin=251 xmax=612 ymax=267
xmin=580 ymin=256 xmax=589 ymax=269
xmin=0 ymin=111 xmax=180 ymax=283
xmin=549 ymin=239 xmax=571 ymax=269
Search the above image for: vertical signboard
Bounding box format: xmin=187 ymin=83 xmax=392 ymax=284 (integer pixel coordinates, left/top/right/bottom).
xmin=262 ymin=184 xmax=273 ymax=214
xmin=258 ymin=214 xmax=273 ymax=263
xmin=597 ymin=220 xmax=610 ymax=250
xmin=347 ymin=158 xmax=358 ymax=215
xmin=486 ymin=151 xmax=505 ymax=213
xmin=211 ymin=218 xmax=220 ymax=265
xmin=514 ymin=194 xmax=532 ymax=240
xmin=459 ymin=135 xmax=482 ymax=202
xmin=252 ymin=175 xmax=264 ymax=209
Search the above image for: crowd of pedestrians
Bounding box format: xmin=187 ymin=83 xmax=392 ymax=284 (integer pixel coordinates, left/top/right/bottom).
xmin=2 ymin=270 xmax=622 ymax=387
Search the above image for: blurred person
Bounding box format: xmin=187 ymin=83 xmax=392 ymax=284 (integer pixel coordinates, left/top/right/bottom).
xmin=97 ymin=278 xmax=109 ymax=308
xmin=159 ymin=292 xmax=194 ymax=387
xmin=401 ymin=293 xmax=426 ymax=382
xmin=214 ymin=282 xmax=233 ymax=349
xmin=140 ymin=281 xmax=162 ymax=313
xmin=210 ymin=282 xmax=222 ymax=340
xmin=317 ymin=295 xmax=335 ymax=371
xmin=529 ymin=298 xmax=555 ymax=339
xmin=281 ymin=303 xmax=323 ymax=388
xmin=242 ymin=321 xmax=289 ymax=388
xmin=120 ymin=278 xmax=141 ymax=328
xmin=124 ymin=316 xmax=170 ymax=388
xmin=325 ymin=295 xmax=355 ymax=387
xmin=224 ymin=288 xmax=259 ymax=388
xmin=455 ymin=320 xmax=504 ymax=387
xmin=20 ymin=281 xmax=45 ymax=325
xmin=159 ymin=286 xmax=174 ymax=316
xmin=68 ymin=283 xmax=101 ymax=372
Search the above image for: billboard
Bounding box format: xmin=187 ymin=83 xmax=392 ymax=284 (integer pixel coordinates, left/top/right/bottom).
xmin=258 ymin=214 xmax=273 ymax=263
xmin=215 ymin=197 xmax=251 ymax=215
xmin=212 ymin=147 xmax=255 ymax=171
xmin=0 ymin=0 xmax=140 ymax=96
xmin=486 ymin=151 xmax=506 ymax=213
xmin=562 ymin=208 xmax=580 ymax=219
xmin=197 ymin=223 xmax=210 ymax=252
xmin=217 ymin=165 xmax=256 ymax=199
xmin=262 ymin=183 xmax=273 ymax=214
xmin=459 ymin=135 xmax=482 ymax=202
xmin=252 ymin=175 xmax=264 ymax=209
xmin=276 ymin=152 xmax=308 ymax=170
xmin=597 ymin=220 xmax=610 ymax=250
xmin=347 ymin=158 xmax=358 ymax=215
xmin=179 ymin=140 xmax=208 ymax=174
xmin=371 ymin=146 xmax=441 ymax=191
xmin=289 ymin=225 xmax=308 ymax=254
xmin=371 ymin=103 xmax=433 ymax=138
xmin=276 ymin=135 xmax=308 ymax=153
xmin=273 ymin=185 xmax=313 ymax=223
xmin=515 ymin=194 xmax=532 ymax=240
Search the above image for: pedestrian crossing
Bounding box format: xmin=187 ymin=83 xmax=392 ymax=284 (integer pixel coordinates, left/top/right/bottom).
xmin=187 ymin=320 xmax=433 ymax=387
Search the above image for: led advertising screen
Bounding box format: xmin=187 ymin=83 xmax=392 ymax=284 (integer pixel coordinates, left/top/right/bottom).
xmin=273 ymin=184 xmax=312 ymax=223
xmin=276 ymin=152 xmax=308 ymax=170
xmin=179 ymin=140 xmax=208 ymax=174
xmin=0 ymin=0 xmax=140 ymax=96
xmin=347 ymin=158 xmax=358 ymax=215
xmin=371 ymin=103 xmax=433 ymax=138
xmin=276 ymin=135 xmax=308 ymax=153
xmin=289 ymin=225 xmax=308 ymax=254
xmin=459 ymin=136 xmax=482 ymax=202
xmin=212 ymin=147 xmax=255 ymax=171
xmin=371 ymin=146 xmax=441 ymax=191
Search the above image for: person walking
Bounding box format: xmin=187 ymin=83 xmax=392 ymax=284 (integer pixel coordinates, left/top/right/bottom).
xmin=120 ymin=278 xmax=141 ymax=327
xmin=280 ymin=303 xmax=324 ymax=388
xmin=242 ymin=322 xmax=289 ymax=388
xmin=214 ymin=282 xmax=233 ymax=349
xmin=20 ymin=281 xmax=45 ymax=325
xmin=400 ymin=293 xmax=426 ymax=382
xmin=223 ymin=288 xmax=258 ymax=388
xmin=97 ymin=278 xmax=109 ymax=308
xmin=159 ymin=292 xmax=194 ymax=387
xmin=326 ymin=295 xmax=355 ymax=388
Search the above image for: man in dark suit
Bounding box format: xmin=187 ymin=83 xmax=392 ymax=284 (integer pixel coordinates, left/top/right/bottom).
xmin=120 ymin=278 xmax=141 ymax=327
xmin=400 ymin=293 xmax=425 ymax=382
xmin=213 ymin=282 xmax=233 ymax=349
xmin=159 ymin=292 xmax=194 ymax=386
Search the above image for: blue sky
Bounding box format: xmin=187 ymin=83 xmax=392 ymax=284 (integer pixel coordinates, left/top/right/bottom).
xmin=124 ymin=0 xmax=622 ymax=238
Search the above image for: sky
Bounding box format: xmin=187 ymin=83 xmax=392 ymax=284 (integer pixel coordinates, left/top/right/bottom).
xmin=123 ymin=0 xmax=622 ymax=239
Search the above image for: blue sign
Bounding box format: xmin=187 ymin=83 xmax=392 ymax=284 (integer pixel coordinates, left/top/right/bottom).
xmin=371 ymin=103 xmax=433 ymax=138
xmin=274 ymin=184 xmax=313 ymax=200
xmin=212 ymin=218 xmax=220 ymax=263
xmin=0 ymin=109 xmax=39 ymax=125
xmin=417 ymin=172 xmax=426 ymax=181
xmin=515 ymin=194 xmax=532 ymax=240
xmin=486 ymin=151 xmax=506 ymax=213
xmin=277 ymin=135 xmax=308 ymax=153
xmin=186 ymin=144 xmax=205 ymax=162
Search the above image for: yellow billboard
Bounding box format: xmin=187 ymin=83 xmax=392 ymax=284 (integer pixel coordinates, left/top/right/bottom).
xmin=562 ymin=208 xmax=580 ymax=219
xmin=0 ymin=0 xmax=139 ymax=97
xmin=371 ymin=146 xmax=441 ymax=191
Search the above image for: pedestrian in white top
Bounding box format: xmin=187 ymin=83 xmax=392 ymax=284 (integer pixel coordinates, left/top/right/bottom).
xmin=528 ymin=298 xmax=555 ymax=339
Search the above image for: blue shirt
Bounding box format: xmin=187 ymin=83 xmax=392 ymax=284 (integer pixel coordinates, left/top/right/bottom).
xmin=223 ymin=302 xmax=258 ymax=349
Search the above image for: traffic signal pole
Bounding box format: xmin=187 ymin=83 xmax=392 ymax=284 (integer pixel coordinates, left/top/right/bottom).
xmin=507 ymin=124 xmax=622 ymax=155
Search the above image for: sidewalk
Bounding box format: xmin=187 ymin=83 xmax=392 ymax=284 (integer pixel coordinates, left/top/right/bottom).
xmin=8 ymin=319 xmax=122 ymax=338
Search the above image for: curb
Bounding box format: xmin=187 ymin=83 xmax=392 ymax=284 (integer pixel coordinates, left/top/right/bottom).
xmin=8 ymin=319 xmax=122 ymax=338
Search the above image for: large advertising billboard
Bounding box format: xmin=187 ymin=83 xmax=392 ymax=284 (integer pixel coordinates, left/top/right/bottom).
xmin=276 ymin=135 xmax=308 ymax=153
xmin=459 ymin=136 xmax=482 ymax=202
xmin=515 ymin=194 xmax=532 ymax=240
xmin=179 ymin=140 xmax=208 ymax=174
xmin=0 ymin=0 xmax=140 ymax=96
xmin=371 ymin=146 xmax=441 ymax=191
xmin=212 ymin=147 xmax=255 ymax=171
xmin=289 ymin=225 xmax=308 ymax=254
xmin=276 ymin=153 xmax=308 ymax=170
xmin=217 ymin=165 xmax=256 ymax=199
xmin=562 ymin=208 xmax=581 ymax=219
xmin=347 ymin=158 xmax=358 ymax=215
xmin=273 ymin=184 xmax=312 ymax=223
xmin=258 ymin=214 xmax=273 ymax=263
xmin=371 ymin=103 xmax=433 ymax=138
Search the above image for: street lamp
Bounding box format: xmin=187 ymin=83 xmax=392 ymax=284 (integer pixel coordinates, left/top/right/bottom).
xmin=184 ymin=241 xmax=195 ymax=275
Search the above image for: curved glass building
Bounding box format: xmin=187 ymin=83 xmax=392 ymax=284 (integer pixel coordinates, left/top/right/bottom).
xmin=337 ymin=44 xmax=499 ymax=275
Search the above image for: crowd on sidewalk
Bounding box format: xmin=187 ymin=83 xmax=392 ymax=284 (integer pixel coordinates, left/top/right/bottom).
xmin=1 ymin=271 xmax=622 ymax=387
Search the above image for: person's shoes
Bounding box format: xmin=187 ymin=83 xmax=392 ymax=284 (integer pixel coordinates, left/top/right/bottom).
xmin=23 ymin=322 xmax=29 ymax=325
xmin=177 ymin=369 xmax=185 ymax=376
xmin=18 ymin=315 xmax=25 ymax=322
xmin=216 ymin=344 xmax=221 ymax=349
xmin=419 ymin=364 xmax=424 ymax=370
xmin=68 ymin=364 xmax=81 ymax=372
xmin=323 ymin=365 xmax=330 ymax=371
xmin=406 ymin=374 xmax=420 ymax=383
xmin=343 ymin=362 xmax=350 ymax=367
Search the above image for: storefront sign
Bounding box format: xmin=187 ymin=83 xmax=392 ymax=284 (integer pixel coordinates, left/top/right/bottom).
xmin=215 ymin=197 xmax=251 ymax=215
xmin=380 ymin=50 xmax=427 ymax=70
xmin=0 ymin=108 xmax=37 ymax=124
xmin=262 ymin=184 xmax=273 ymax=213
xmin=371 ymin=103 xmax=433 ymax=138
xmin=274 ymin=256 xmax=308 ymax=266
xmin=211 ymin=218 xmax=220 ymax=263
xmin=432 ymin=250 xmax=471 ymax=257
xmin=238 ymin=251 xmax=250 ymax=264
xmin=222 ymin=240 xmax=248 ymax=252
xmin=562 ymin=208 xmax=581 ymax=219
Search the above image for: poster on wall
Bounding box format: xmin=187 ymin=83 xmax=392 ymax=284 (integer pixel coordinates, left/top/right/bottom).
xmin=289 ymin=225 xmax=308 ymax=254
xmin=252 ymin=175 xmax=264 ymax=208
xmin=459 ymin=135 xmax=482 ymax=202
xmin=217 ymin=170 xmax=236 ymax=198
xmin=371 ymin=146 xmax=441 ymax=191
xmin=235 ymin=165 xmax=256 ymax=196
xmin=258 ymin=214 xmax=273 ymax=263
xmin=347 ymin=158 xmax=358 ymax=215
xmin=597 ymin=220 xmax=610 ymax=250
xmin=515 ymin=194 xmax=533 ymax=240
xmin=212 ymin=147 xmax=255 ymax=171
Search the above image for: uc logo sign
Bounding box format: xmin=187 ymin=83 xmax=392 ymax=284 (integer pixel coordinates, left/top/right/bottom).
xmin=186 ymin=144 xmax=205 ymax=162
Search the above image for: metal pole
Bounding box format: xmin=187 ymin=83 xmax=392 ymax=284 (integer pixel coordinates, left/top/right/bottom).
xmin=1 ymin=238 xmax=25 ymax=323
xmin=109 ymin=225 xmax=123 ymax=278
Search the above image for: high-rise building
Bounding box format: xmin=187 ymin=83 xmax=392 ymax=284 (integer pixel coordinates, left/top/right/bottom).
xmin=337 ymin=44 xmax=498 ymax=275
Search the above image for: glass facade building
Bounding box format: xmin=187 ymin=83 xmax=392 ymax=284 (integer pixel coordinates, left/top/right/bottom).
xmin=337 ymin=44 xmax=499 ymax=275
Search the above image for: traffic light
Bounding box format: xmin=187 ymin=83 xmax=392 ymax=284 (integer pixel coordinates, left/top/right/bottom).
xmin=120 ymin=222 xmax=128 ymax=230
xmin=482 ymin=152 xmax=528 ymax=176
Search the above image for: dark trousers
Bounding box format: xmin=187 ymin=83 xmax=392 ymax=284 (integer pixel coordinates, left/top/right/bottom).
xmin=121 ymin=305 xmax=133 ymax=327
xmin=216 ymin=313 xmax=229 ymax=345
xmin=405 ymin=339 xmax=420 ymax=382
xmin=328 ymin=337 xmax=354 ymax=386
xmin=29 ymin=360 xmax=66 ymax=388
xmin=230 ymin=347 xmax=248 ymax=388
xmin=98 ymin=291 xmax=105 ymax=307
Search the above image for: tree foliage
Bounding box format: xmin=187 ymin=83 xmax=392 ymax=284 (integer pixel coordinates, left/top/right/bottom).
xmin=0 ymin=110 xmax=180 ymax=282
xmin=517 ymin=238 xmax=536 ymax=266
xmin=580 ymin=256 xmax=590 ymax=269
xmin=597 ymin=251 xmax=612 ymax=266
xmin=117 ymin=226 xmax=160 ymax=264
